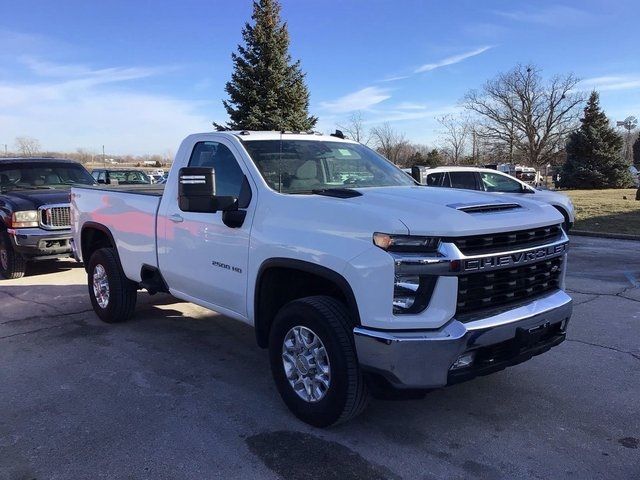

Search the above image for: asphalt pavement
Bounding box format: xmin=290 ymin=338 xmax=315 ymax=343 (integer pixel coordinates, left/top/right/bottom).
xmin=0 ymin=235 xmax=638 ymax=480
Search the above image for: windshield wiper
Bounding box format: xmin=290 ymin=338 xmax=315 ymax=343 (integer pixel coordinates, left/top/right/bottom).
xmin=311 ymin=188 xmax=362 ymax=198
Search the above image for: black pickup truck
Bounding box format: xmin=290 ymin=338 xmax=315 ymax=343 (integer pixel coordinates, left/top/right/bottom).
xmin=0 ymin=158 xmax=96 ymax=279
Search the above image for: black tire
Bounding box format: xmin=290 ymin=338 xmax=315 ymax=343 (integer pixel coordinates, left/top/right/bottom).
xmin=268 ymin=295 xmax=369 ymax=427
xmin=0 ymin=230 xmax=26 ymax=279
xmin=556 ymin=207 xmax=571 ymax=232
xmin=87 ymin=247 xmax=137 ymax=323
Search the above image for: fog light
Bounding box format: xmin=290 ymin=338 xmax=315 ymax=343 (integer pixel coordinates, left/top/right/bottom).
xmin=450 ymin=352 xmax=475 ymax=370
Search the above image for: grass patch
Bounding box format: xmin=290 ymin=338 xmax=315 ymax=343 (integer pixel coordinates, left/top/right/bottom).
xmin=564 ymin=189 xmax=640 ymax=235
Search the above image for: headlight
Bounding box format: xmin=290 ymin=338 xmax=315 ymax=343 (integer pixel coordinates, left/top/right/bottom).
xmin=11 ymin=210 xmax=39 ymax=228
xmin=393 ymin=274 xmax=438 ymax=314
xmin=373 ymin=233 xmax=440 ymax=253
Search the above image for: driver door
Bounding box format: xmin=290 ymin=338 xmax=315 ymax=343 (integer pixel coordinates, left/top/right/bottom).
xmin=158 ymin=139 xmax=253 ymax=317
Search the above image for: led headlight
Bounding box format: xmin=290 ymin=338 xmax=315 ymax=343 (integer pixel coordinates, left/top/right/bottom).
xmin=373 ymin=232 xmax=440 ymax=253
xmin=393 ymin=274 xmax=438 ymax=314
xmin=11 ymin=210 xmax=39 ymax=228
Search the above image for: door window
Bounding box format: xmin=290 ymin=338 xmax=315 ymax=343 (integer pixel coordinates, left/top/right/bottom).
xmin=480 ymin=172 xmax=523 ymax=193
xmin=188 ymin=142 xmax=244 ymax=197
xmin=426 ymin=172 xmax=445 ymax=187
xmin=448 ymin=172 xmax=477 ymax=190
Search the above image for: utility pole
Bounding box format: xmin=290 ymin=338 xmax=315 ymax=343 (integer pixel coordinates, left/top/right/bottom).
xmin=3 ymin=144 xmax=6 ymax=157
xmin=102 ymin=145 xmax=106 ymax=167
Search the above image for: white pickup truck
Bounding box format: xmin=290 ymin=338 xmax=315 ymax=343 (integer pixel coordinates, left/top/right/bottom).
xmin=71 ymin=131 xmax=572 ymax=427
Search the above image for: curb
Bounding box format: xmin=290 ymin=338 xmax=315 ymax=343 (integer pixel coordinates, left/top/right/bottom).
xmin=570 ymin=230 xmax=640 ymax=241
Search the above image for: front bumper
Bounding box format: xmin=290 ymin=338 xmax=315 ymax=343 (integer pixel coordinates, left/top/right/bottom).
xmin=7 ymin=228 xmax=73 ymax=259
xmin=354 ymin=290 xmax=572 ymax=389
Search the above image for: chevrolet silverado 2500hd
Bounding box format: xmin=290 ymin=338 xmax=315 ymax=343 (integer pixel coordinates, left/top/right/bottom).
xmin=71 ymin=131 xmax=572 ymax=426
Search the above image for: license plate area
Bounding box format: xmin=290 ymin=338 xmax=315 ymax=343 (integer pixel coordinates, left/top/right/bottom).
xmin=516 ymin=321 xmax=554 ymax=348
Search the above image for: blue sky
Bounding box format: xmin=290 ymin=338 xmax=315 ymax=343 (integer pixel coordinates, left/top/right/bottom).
xmin=1 ymin=0 xmax=639 ymax=154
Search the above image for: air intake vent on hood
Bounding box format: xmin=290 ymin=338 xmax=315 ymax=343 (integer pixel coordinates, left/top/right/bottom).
xmin=455 ymin=203 xmax=522 ymax=214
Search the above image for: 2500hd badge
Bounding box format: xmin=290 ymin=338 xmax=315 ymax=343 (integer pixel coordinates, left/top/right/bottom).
xmin=463 ymin=243 xmax=567 ymax=272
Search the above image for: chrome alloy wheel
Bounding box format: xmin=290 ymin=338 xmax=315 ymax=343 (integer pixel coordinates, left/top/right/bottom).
xmin=92 ymin=264 xmax=110 ymax=309
xmin=282 ymin=326 xmax=331 ymax=403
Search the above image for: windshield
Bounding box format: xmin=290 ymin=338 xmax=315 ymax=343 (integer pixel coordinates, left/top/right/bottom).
xmin=0 ymin=163 xmax=95 ymax=192
xmin=242 ymin=140 xmax=415 ymax=194
xmin=106 ymin=170 xmax=150 ymax=185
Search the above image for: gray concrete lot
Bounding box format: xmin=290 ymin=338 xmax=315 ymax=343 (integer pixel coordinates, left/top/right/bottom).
xmin=1 ymin=235 xmax=638 ymax=480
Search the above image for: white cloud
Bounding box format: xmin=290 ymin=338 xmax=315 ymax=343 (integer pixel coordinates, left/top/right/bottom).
xmin=579 ymin=75 xmax=640 ymax=92
xmin=494 ymin=6 xmax=595 ymax=27
xmin=0 ymin=58 xmax=214 ymax=154
xmin=319 ymin=86 xmax=392 ymax=113
xmin=20 ymin=57 xmax=173 ymax=85
xmin=414 ymin=46 xmax=493 ymax=73
xmin=395 ymin=102 xmax=428 ymax=111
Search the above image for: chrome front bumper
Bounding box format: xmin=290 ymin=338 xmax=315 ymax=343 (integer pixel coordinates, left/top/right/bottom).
xmin=354 ymin=290 xmax=573 ymax=389
xmin=7 ymin=227 xmax=73 ymax=257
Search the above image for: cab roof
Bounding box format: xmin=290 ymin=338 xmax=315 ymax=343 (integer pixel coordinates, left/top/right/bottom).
xmin=0 ymin=157 xmax=79 ymax=164
xmin=193 ymin=131 xmax=359 ymax=144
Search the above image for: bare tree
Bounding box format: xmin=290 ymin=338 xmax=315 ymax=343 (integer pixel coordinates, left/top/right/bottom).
xmin=370 ymin=123 xmax=410 ymax=164
xmin=15 ymin=136 xmax=41 ymax=157
xmin=338 ymin=111 xmax=370 ymax=144
xmin=437 ymin=114 xmax=469 ymax=165
xmin=463 ymin=64 xmax=584 ymax=168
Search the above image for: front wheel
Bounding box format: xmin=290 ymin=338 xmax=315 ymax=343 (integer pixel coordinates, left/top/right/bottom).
xmin=268 ymin=296 xmax=369 ymax=427
xmin=87 ymin=247 xmax=137 ymax=323
xmin=0 ymin=230 xmax=26 ymax=279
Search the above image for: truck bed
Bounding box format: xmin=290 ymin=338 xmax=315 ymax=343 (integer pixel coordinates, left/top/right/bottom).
xmin=77 ymin=184 xmax=165 ymax=196
xmin=72 ymin=184 xmax=162 ymax=281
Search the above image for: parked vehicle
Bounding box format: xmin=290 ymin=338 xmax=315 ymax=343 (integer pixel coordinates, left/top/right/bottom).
xmin=72 ymin=131 xmax=572 ymax=426
xmin=91 ymin=169 xmax=151 ymax=185
xmin=0 ymin=157 xmax=96 ymax=278
xmin=419 ymin=166 xmax=575 ymax=230
xmin=149 ymin=174 xmax=165 ymax=184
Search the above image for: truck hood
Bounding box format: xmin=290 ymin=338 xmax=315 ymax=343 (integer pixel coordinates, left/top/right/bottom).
xmin=351 ymin=186 xmax=564 ymax=236
xmin=1 ymin=189 xmax=70 ymax=211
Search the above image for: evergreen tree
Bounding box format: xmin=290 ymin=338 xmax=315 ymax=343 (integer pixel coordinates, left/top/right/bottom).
xmin=561 ymin=91 xmax=632 ymax=188
xmin=217 ymin=0 xmax=317 ymax=131
xmin=633 ymin=134 xmax=640 ymax=168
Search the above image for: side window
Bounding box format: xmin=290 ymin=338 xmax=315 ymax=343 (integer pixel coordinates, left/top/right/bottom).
xmin=480 ymin=172 xmax=523 ymax=193
xmin=98 ymin=171 xmax=106 ymax=183
xmin=449 ymin=172 xmax=477 ymax=190
xmin=92 ymin=171 xmax=99 ymax=180
xmin=426 ymin=172 xmax=444 ymax=187
xmin=188 ymin=141 xmax=245 ymax=197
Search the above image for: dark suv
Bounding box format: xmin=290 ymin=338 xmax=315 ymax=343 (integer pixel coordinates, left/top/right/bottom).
xmin=0 ymin=158 xmax=96 ymax=278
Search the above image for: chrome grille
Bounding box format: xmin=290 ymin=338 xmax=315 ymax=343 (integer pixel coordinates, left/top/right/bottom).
xmin=40 ymin=205 xmax=71 ymax=229
xmin=457 ymin=257 xmax=563 ymax=317
xmin=446 ymin=225 xmax=563 ymax=256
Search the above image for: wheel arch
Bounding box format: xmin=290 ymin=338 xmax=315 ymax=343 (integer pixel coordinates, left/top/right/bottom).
xmin=254 ymin=258 xmax=361 ymax=348
xmin=80 ymin=222 xmax=119 ymax=271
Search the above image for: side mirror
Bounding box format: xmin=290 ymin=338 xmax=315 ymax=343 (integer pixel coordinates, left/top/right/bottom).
xmin=178 ymin=167 xmax=237 ymax=213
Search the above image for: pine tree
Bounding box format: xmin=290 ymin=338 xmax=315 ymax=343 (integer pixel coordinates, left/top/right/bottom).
xmin=217 ymin=0 xmax=317 ymax=131
xmin=561 ymin=91 xmax=632 ymax=188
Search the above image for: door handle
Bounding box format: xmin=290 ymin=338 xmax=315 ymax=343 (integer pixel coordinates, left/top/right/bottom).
xmin=169 ymin=214 xmax=184 ymax=223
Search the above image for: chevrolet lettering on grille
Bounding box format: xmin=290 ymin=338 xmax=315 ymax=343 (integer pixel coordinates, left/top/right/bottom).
xmin=462 ymin=243 xmax=567 ymax=272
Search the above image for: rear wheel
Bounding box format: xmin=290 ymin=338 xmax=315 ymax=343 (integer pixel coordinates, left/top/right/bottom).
xmin=88 ymin=247 xmax=137 ymax=323
xmin=268 ymin=296 xmax=369 ymax=427
xmin=0 ymin=230 xmax=26 ymax=279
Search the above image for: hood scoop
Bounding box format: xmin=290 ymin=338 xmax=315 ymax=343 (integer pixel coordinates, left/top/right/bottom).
xmin=451 ymin=202 xmax=522 ymax=214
